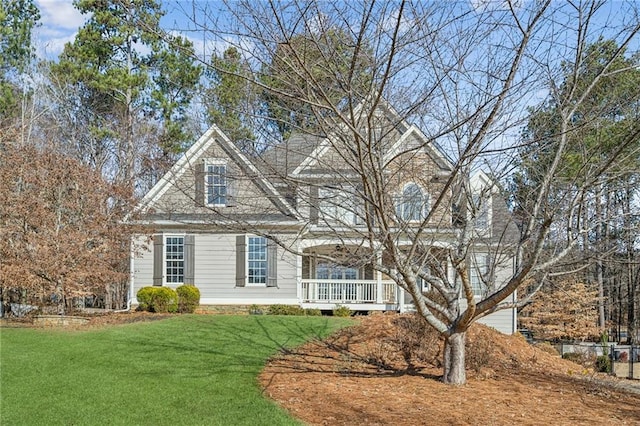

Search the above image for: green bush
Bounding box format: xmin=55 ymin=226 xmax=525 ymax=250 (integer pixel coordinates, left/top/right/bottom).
xmin=136 ymin=287 xmax=155 ymax=312
xmin=249 ymin=304 xmax=264 ymax=315
xmin=176 ymin=285 xmax=200 ymax=313
xmin=332 ymin=305 xmax=351 ymax=317
xmin=595 ymin=355 xmax=611 ymax=373
xmin=267 ymin=304 xmax=305 ymax=316
xmin=304 ymin=308 xmax=322 ymax=316
xmin=136 ymin=286 xmax=178 ymax=313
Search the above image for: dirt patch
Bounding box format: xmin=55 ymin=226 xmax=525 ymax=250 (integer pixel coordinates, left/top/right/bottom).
xmin=260 ymin=313 xmax=640 ymax=426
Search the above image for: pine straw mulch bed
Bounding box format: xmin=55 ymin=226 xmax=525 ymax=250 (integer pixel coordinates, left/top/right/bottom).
xmin=259 ymin=312 xmax=640 ymax=426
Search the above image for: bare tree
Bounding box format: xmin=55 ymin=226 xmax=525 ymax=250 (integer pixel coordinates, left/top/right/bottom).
xmin=166 ymin=0 xmax=640 ymax=384
xmin=0 ymin=139 xmax=133 ymax=315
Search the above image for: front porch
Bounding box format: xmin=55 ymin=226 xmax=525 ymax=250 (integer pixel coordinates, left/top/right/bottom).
xmin=300 ymin=278 xmax=408 ymax=311
xmin=299 ymin=242 xmax=416 ymax=312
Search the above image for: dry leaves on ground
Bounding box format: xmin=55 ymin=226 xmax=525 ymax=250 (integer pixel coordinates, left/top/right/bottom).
xmin=260 ymin=313 xmax=640 ymax=426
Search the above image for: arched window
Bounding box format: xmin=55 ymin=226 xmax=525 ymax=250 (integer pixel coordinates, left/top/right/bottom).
xmin=396 ymin=183 xmax=429 ymax=221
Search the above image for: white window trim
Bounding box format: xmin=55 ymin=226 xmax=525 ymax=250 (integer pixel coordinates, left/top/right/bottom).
xmin=417 ymin=265 xmax=432 ymax=293
xmin=246 ymin=235 xmax=268 ymax=287
xmin=470 ymin=253 xmax=489 ymax=297
xmin=204 ymin=158 xmax=228 ymax=208
xmin=397 ymin=183 xmax=430 ymax=223
xmin=164 ymin=233 xmax=186 ymax=286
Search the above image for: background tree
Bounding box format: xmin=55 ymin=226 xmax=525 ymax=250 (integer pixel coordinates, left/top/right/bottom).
xmin=205 ymin=47 xmax=257 ymax=151
xmin=50 ymin=0 xmax=202 ymax=190
xmin=514 ymin=39 xmax=640 ymax=343
xmin=519 ymin=279 xmax=600 ymax=341
xmin=0 ymin=0 xmax=39 ymax=129
xmin=259 ymin=25 xmax=373 ymax=140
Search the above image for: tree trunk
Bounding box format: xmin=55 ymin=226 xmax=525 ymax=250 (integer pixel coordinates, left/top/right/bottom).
xmin=443 ymin=331 xmax=466 ymax=385
xmin=629 ymin=265 xmax=638 ymax=345
xmin=55 ymin=280 xmax=65 ymax=315
xmin=595 ymin=183 xmax=606 ymax=331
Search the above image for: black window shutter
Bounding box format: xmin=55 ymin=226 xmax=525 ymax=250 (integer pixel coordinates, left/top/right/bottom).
xmin=235 ymin=235 xmax=246 ymax=287
xmin=184 ymin=234 xmax=195 ymax=284
xmin=195 ymin=162 xmax=205 ymax=207
xmin=267 ymin=239 xmax=278 ymax=287
xmin=153 ymin=234 xmax=163 ymax=286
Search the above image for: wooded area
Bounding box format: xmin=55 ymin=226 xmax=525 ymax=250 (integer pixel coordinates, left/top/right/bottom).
xmin=1 ymin=0 xmax=638 ymax=385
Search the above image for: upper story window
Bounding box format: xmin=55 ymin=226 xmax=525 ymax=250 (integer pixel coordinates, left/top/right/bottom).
xmin=319 ymin=188 xmax=360 ymax=225
xmin=470 ymin=254 xmax=489 ymax=296
xmin=472 ymin=193 xmax=491 ymax=231
xmin=205 ymin=162 xmax=227 ymax=206
xmin=396 ymin=183 xmax=429 ymax=222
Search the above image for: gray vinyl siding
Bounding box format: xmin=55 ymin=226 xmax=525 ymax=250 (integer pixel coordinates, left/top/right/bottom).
xmin=131 ymin=232 xmax=298 ymax=304
xmin=151 ymin=142 xmax=284 ymax=217
xmin=453 ymin=250 xmax=517 ymax=335
xmin=477 ymin=307 xmax=517 ymax=334
xmin=193 ymin=234 xmax=296 ymax=301
xmin=132 ymin=235 xmax=154 ymax=289
xmin=476 ymin=251 xmax=517 ymax=334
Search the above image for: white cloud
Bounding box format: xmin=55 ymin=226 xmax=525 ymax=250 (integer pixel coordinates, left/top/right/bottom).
xmin=33 ymin=27 xmax=76 ymax=59
xmin=36 ymin=0 xmax=88 ymax=30
xmin=34 ymin=0 xmax=89 ymax=58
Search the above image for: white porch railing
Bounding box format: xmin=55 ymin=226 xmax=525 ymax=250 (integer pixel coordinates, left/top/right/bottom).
xmin=301 ymin=279 xmax=397 ymax=304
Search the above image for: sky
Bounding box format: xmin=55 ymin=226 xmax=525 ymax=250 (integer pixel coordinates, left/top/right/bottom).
xmin=34 ymin=0 xmax=89 ymax=58
xmin=33 ymin=0 xmax=205 ymax=59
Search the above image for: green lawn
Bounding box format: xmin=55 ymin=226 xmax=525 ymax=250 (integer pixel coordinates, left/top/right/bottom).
xmin=0 ymin=315 xmax=351 ymax=425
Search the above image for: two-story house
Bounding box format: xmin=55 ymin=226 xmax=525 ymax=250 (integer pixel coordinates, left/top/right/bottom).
xmin=130 ymin=102 xmax=519 ymax=333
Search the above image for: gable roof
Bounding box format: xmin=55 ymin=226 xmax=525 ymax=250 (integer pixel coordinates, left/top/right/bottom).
xmin=254 ymin=132 xmax=324 ymax=178
xmin=290 ymin=98 xmax=454 ymax=176
xmin=137 ymin=124 xmax=298 ymax=218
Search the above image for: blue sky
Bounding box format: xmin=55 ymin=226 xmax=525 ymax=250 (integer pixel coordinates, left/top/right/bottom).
xmin=34 ymin=0 xmax=88 ymax=58
xmin=33 ymin=0 xmax=208 ymax=59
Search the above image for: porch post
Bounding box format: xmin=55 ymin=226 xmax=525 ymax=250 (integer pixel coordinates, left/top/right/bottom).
xmin=296 ymin=249 xmax=302 ymax=304
xmin=398 ymin=286 xmax=405 ymax=313
xmin=376 ymin=251 xmax=383 ymax=304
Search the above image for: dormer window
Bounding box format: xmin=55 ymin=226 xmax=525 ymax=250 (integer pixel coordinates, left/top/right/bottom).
xmin=205 ymin=161 xmax=227 ymax=206
xmin=396 ymin=183 xmax=429 ymax=222
xmin=469 ymin=172 xmax=494 ymax=233
xmin=472 ymin=192 xmax=491 ymax=231
xmin=319 ymin=187 xmax=361 ymax=225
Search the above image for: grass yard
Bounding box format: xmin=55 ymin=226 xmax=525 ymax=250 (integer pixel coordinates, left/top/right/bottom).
xmin=0 ymin=315 xmax=351 ymax=425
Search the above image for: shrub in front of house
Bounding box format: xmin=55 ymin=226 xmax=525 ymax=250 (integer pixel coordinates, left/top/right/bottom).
xmin=304 ymin=308 xmax=322 ymax=316
xmin=136 ymin=287 xmax=155 ymax=312
xmin=267 ymin=304 xmax=305 ymax=316
xmin=136 ymin=286 xmax=178 ymax=313
xmin=176 ymin=285 xmax=200 ymax=313
xmin=332 ymin=305 xmax=351 ymax=317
